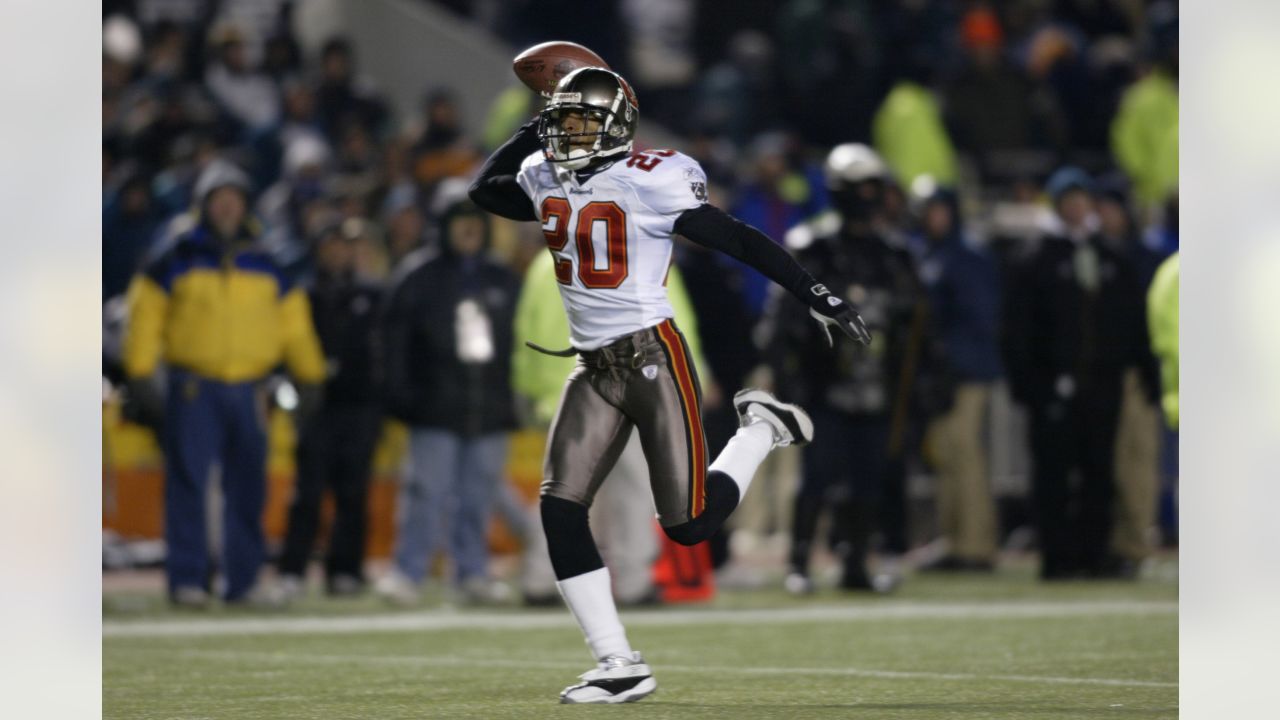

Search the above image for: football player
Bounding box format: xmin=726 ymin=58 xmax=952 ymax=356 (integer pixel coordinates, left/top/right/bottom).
xmin=469 ymin=67 xmax=870 ymax=704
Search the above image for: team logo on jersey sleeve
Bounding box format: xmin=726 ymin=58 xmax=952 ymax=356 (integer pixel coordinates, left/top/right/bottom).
xmin=689 ymin=181 xmax=707 ymax=202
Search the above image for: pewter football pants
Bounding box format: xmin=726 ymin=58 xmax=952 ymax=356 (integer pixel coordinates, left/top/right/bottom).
xmin=541 ymin=320 xmax=709 ymax=528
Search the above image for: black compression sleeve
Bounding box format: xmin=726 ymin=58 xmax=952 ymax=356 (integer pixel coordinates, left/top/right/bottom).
xmin=467 ymin=119 xmax=542 ymax=221
xmin=674 ymin=204 xmax=824 ymax=309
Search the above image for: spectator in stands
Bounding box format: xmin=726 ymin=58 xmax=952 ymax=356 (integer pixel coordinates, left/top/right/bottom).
xmin=276 ymin=218 xmax=384 ymax=599
xmin=381 ymin=183 xmax=428 ymax=269
xmin=335 ymin=119 xmax=383 ymax=192
xmin=144 ymin=20 xmax=193 ymax=84
xmin=729 ymin=132 xmax=827 ymax=318
xmin=375 ymin=197 xmax=519 ymax=605
xmin=257 ymin=134 xmax=332 ymax=277
xmin=204 ymin=22 xmax=281 ymax=134
xmin=277 ymin=75 xmax=324 ymax=151
xmin=1148 ymin=253 xmax=1179 ymax=431
xmin=411 ymin=88 xmax=482 ymax=196
xmin=1022 ymin=25 xmax=1092 ymax=155
xmin=912 ymin=188 xmax=1003 ymax=572
xmin=872 ymin=54 xmax=957 ymax=190
xmin=103 ymin=169 xmax=164 ymax=301
xmin=262 ymin=28 xmax=302 ymax=81
xmin=103 ymin=14 xmax=143 ymax=100
xmin=121 ymin=159 xmax=325 ymax=606
xmin=774 ymin=0 xmax=882 ymax=147
xmin=1095 ymin=178 xmax=1163 ymax=576
xmin=690 ymin=30 xmax=782 ymax=146
xmin=943 ymin=6 xmax=1039 ymax=181
xmin=1145 ymin=192 xmax=1178 ymax=257
xmin=762 ymin=145 xmax=927 ymax=594
xmin=1111 ymin=1 xmax=1178 ymax=211
xmin=1095 ymin=176 xmax=1162 ymax=285
xmin=339 ymin=217 xmax=390 ymax=282
xmin=1003 ymin=167 xmax=1158 ymax=580
xmin=313 ymin=37 xmax=389 ymax=143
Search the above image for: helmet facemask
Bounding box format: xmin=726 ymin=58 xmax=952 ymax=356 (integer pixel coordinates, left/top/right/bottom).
xmin=537 ymin=69 xmax=637 ymax=171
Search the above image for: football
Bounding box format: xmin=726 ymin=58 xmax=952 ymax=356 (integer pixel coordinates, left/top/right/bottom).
xmin=512 ymin=41 xmax=610 ymax=97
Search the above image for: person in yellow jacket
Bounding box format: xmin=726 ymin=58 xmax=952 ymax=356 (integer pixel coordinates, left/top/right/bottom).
xmin=122 ymin=158 xmax=326 ymax=606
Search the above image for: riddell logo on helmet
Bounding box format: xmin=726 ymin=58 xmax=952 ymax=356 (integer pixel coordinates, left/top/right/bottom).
xmin=810 ymin=284 xmax=831 ymax=296
xmin=553 ymin=92 xmax=582 ymax=103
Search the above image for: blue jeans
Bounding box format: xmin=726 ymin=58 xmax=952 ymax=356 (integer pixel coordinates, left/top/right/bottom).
xmin=163 ymin=368 xmax=267 ymax=600
xmin=393 ymin=430 xmax=509 ymax=584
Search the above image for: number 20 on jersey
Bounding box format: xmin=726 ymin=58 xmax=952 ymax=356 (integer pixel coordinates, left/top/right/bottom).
xmin=540 ymin=197 xmax=629 ymax=289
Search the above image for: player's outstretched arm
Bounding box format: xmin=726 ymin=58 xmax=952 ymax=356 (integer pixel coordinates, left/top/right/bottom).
xmin=468 ymin=119 xmax=541 ymax=221
xmin=673 ymin=204 xmax=871 ymax=346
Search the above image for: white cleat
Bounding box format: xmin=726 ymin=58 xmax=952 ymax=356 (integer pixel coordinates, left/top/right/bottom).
xmin=560 ymin=652 xmax=657 ymax=704
xmin=733 ymin=388 xmax=815 ymax=448
xmin=374 ymin=568 xmax=421 ymax=607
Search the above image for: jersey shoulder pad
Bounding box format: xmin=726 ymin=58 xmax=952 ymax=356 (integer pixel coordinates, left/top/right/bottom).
xmin=516 ymin=150 xmax=553 ymax=195
xmin=623 ymin=150 xmax=708 ymax=216
xmin=518 ymin=149 xmax=546 ymax=174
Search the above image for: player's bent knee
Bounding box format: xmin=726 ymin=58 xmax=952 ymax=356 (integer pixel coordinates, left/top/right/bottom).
xmin=539 ymin=481 xmax=592 ymax=509
xmin=540 ymin=496 xmax=605 ymax=580
xmin=662 ymin=520 xmax=710 ymax=547
xmin=540 ymin=495 xmax=589 ymax=534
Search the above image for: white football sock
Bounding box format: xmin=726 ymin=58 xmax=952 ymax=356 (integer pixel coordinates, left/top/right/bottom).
xmin=556 ymin=567 xmax=632 ymax=661
xmin=707 ymin=420 xmax=774 ymax=498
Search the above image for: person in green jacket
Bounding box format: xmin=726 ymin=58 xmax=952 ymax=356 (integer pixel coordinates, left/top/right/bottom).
xmin=872 ymin=73 xmax=958 ymax=189
xmin=1111 ymin=6 xmax=1179 ymax=213
xmin=512 ymin=250 xmax=712 ymax=605
xmin=1148 ymin=252 xmax=1179 ymax=430
xmin=1111 ymin=68 xmax=1178 ymax=212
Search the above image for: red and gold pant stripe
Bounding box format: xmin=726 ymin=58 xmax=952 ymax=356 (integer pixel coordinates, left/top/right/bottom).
xmin=656 ymin=319 xmax=707 ymax=518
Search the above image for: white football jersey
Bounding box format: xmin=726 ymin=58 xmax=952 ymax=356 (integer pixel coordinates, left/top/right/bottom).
xmin=516 ymin=148 xmax=709 ymax=350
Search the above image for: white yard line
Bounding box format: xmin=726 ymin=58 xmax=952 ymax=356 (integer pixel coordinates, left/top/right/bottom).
xmin=103 ymin=600 xmax=1176 ymax=638
xmin=161 ymin=648 xmax=1177 ymax=690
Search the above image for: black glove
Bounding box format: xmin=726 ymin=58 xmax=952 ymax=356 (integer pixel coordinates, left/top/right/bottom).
xmin=293 ymin=383 xmax=324 ymax=436
xmin=123 ymin=375 xmax=166 ymax=431
xmin=808 ymin=290 xmax=872 ymax=346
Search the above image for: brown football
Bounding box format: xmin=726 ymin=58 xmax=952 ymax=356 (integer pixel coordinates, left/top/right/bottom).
xmin=512 ymin=41 xmax=610 ymax=96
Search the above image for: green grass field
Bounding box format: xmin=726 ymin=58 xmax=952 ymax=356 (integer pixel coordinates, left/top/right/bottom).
xmin=103 ymin=560 xmax=1177 ymax=719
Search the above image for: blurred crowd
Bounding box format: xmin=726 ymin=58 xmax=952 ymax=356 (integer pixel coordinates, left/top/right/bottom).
xmin=101 ymin=0 xmax=1179 ymax=607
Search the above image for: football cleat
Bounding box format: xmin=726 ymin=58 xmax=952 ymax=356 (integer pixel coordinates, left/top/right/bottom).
xmin=560 ymin=652 xmax=656 ymax=704
xmin=733 ymin=388 xmax=815 ymax=448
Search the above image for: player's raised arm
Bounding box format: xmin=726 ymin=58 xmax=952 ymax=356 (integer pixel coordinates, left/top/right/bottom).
xmin=673 ymin=203 xmax=872 ymax=346
xmin=467 ymin=119 xmax=542 ymax=221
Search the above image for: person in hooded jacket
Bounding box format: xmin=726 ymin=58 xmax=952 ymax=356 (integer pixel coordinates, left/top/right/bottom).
xmin=911 ymin=188 xmax=1003 ymax=572
xmin=276 ymin=218 xmax=384 ymax=598
xmin=1002 ymin=167 xmax=1160 ymax=580
xmin=122 ymin=158 xmax=326 ymax=606
xmin=374 ymin=196 xmax=520 ymax=604
xmin=1093 ymin=176 xmax=1163 ymax=576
